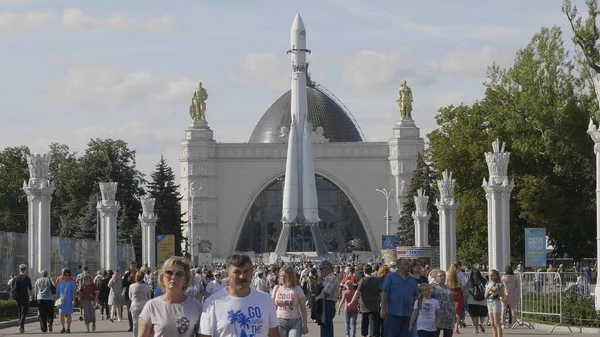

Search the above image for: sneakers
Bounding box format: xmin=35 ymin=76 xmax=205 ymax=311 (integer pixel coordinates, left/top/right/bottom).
xmin=79 ymin=316 xmax=83 ymax=321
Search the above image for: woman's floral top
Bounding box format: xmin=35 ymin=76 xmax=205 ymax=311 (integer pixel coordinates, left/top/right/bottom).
xmin=431 ymin=282 xmax=456 ymax=330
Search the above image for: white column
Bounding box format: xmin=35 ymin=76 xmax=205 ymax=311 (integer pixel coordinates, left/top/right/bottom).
xmin=586 ymin=116 xmax=600 ymax=310
xmin=98 ymin=182 xmax=120 ymax=271
xmin=139 ymin=198 xmax=157 ymax=270
xmin=412 ymin=188 xmax=430 ymax=247
xmin=22 ymin=154 xmax=55 ymax=279
xmin=436 ymin=170 xmax=458 ymax=270
xmin=483 ymin=186 xmax=494 ymax=270
xmin=148 ymin=219 xmax=156 ymax=270
xmin=501 ymin=183 xmax=514 ymax=270
xmin=98 ymin=208 xmax=105 ymax=271
xmin=140 ymin=222 xmax=147 ymax=266
xmin=483 ymin=140 xmax=514 ymax=271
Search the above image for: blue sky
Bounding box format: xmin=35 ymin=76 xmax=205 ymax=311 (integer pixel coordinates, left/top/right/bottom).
xmin=0 ymin=0 xmax=580 ymax=180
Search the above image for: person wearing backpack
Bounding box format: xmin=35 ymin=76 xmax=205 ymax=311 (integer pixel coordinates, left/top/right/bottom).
xmin=13 ymin=264 xmax=33 ymax=333
xmin=466 ymin=268 xmax=488 ymax=333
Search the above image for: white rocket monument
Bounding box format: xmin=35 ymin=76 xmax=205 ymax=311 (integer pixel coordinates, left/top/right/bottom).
xmin=274 ymin=14 xmax=328 ymax=257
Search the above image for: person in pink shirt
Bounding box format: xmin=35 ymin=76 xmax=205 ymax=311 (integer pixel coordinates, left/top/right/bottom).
xmin=271 ymin=266 xmax=309 ymax=337
xmin=338 ymin=280 xmax=359 ymax=337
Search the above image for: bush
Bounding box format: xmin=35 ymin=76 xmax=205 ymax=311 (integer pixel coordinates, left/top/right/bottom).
xmin=562 ymin=294 xmax=600 ymax=328
xmin=0 ymin=300 xmax=19 ymax=318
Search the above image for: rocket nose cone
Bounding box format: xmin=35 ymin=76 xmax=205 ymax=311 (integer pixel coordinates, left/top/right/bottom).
xmin=291 ymin=13 xmax=305 ymax=31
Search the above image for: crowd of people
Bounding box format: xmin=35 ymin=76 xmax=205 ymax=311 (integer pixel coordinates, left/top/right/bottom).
xmin=6 ymin=254 xmax=520 ymax=337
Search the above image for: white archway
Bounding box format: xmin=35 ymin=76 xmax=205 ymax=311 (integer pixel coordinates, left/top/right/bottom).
xmin=229 ymin=169 xmax=377 ymax=254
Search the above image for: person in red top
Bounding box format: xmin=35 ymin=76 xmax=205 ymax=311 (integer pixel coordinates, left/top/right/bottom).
xmin=55 ymin=268 xmax=74 ymax=285
xmin=338 ymin=266 xmax=360 ymax=298
xmin=80 ymin=275 xmax=99 ymax=332
xmin=338 ymin=280 xmax=359 ymax=337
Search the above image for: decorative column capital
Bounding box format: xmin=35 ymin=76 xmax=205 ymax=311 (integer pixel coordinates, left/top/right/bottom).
xmin=588 ymin=119 xmax=600 ymax=150
xmin=485 ymin=139 xmax=510 ymax=184
xmin=436 ymin=171 xmax=457 ymax=208
xmin=139 ymin=197 xmax=157 ymax=221
xmin=99 ymin=182 xmax=118 ymax=202
xmin=412 ymin=213 xmax=431 ymax=222
xmin=413 ymin=188 xmax=430 ymax=217
xmin=97 ymin=201 xmax=121 ymax=216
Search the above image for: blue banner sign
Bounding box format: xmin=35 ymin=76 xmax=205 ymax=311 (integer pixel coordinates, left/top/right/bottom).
xmin=525 ymin=228 xmax=547 ymax=268
xmin=382 ymin=235 xmax=399 ymax=250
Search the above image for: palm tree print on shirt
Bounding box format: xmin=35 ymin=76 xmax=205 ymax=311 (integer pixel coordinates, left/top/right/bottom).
xmin=228 ymin=310 xmax=251 ymax=337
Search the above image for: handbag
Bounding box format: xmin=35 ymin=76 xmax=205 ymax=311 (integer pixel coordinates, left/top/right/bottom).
xmin=54 ymin=281 xmax=68 ymax=308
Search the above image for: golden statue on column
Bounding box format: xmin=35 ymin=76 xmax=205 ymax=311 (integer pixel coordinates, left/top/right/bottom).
xmin=189 ymin=81 xmax=208 ymax=121
xmin=397 ymin=80 xmax=413 ymax=120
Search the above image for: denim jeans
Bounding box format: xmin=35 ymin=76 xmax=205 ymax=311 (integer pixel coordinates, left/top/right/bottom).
xmin=345 ymin=310 xmax=358 ymax=337
xmin=278 ymin=317 xmax=303 ymax=337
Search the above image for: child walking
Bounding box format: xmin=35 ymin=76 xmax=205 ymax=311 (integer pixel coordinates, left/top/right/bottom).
xmin=338 ymin=280 xmax=359 ymax=337
xmin=409 ymin=283 xmax=441 ymax=337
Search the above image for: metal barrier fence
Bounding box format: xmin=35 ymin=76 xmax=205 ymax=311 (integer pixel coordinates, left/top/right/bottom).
xmin=515 ymin=272 xmax=571 ymax=332
xmin=0 ymin=231 xmax=136 ymax=291
xmin=461 ymin=271 xmax=599 ymax=331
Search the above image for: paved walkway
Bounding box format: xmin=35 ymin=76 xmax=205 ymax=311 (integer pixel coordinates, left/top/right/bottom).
xmin=0 ymin=312 xmax=589 ymax=336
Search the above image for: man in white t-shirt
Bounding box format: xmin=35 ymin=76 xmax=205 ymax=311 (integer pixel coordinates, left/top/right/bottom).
xmin=205 ymin=272 xmax=226 ymax=296
xmin=199 ymin=253 xmax=279 ymax=337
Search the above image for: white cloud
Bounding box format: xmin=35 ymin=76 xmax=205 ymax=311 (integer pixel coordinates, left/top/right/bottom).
xmin=437 ymin=46 xmax=513 ymax=78
xmin=44 ymin=65 xmax=197 ymax=108
xmin=347 ymin=6 xmax=522 ymax=39
xmin=341 ymin=48 xmax=434 ymax=88
xmin=430 ymin=92 xmax=473 ymax=111
xmin=0 ymin=11 xmax=54 ymax=33
xmin=227 ymin=53 xmax=290 ymax=91
xmin=61 ymin=7 xmax=176 ymax=34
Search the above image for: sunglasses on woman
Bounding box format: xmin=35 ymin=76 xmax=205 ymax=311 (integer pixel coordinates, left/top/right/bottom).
xmin=164 ymin=270 xmax=186 ymax=277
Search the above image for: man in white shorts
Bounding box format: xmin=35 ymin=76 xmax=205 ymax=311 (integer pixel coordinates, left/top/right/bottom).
xmin=199 ymin=252 xmax=280 ymax=337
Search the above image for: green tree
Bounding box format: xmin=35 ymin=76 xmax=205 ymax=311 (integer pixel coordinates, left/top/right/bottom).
xmin=427 ymin=103 xmax=492 ymax=264
xmin=147 ymin=155 xmax=185 ymax=257
xmin=397 ymin=154 xmax=439 ymax=247
xmin=563 ymin=0 xmax=600 ymax=76
xmin=48 ymin=142 xmax=79 ymax=236
xmin=428 ymin=25 xmax=596 ymax=263
xmin=0 ymin=146 xmax=30 ymax=233
xmin=73 ymin=195 xmax=98 ymax=240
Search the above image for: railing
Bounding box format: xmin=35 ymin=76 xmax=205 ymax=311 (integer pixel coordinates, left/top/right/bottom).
xmin=515 ymin=272 xmax=571 ymax=332
xmin=462 ymin=270 xmax=600 ymax=331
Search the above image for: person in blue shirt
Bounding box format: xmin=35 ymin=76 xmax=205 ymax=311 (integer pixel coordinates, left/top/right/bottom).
xmin=585 ymin=264 xmax=593 ymax=284
xmin=380 ymin=258 xmax=419 ymax=337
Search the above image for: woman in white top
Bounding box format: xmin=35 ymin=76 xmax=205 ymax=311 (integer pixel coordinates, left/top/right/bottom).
xmin=271 ymin=265 xmax=308 ymax=337
xmin=129 ymin=270 xmax=152 ymax=337
xmin=139 ymin=257 xmax=203 ymax=337
xmin=485 ymin=269 xmax=507 ymax=337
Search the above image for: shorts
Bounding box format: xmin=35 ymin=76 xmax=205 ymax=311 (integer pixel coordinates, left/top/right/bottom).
xmin=487 ymin=300 xmax=501 ymax=313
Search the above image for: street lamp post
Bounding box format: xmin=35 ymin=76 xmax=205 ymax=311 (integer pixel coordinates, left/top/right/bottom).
xmin=189 ymin=181 xmax=203 ymax=266
xmin=375 ymin=188 xmax=394 ymax=235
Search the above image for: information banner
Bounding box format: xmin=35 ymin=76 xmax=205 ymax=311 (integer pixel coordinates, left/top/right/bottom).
xmin=199 ymin=240 xmax=212 ymax=253
xmin=396 ymin=246 xmax=432 ymax=258
xmin=381 ymin=235 xmax=399 ymax=266
xmin=156 ymin=234 xmax=175 ymax=265
xmin=525 ymin=228 xmax=546 ymax=268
